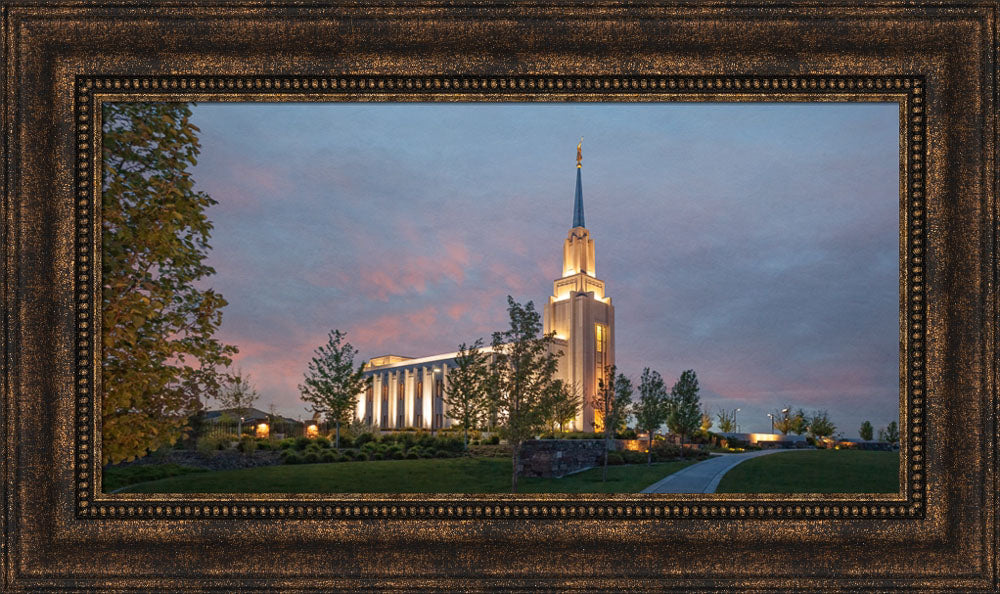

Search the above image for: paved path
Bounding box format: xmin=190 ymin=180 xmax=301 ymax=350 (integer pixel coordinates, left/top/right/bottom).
xmin=641 ymin=449 xmax=790 ymax=494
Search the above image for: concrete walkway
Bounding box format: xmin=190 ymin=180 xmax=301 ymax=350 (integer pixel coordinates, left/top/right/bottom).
xmin=641 ymin=449 xmax=789 ymax=494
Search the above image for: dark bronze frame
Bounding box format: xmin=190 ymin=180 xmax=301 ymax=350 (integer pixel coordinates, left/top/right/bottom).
xmin=3 ymin=2 xmax=997 ymax=591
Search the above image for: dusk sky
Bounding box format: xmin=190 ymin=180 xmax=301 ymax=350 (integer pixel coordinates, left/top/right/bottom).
xmin=184 ymin=101 xmax=900 ymax=438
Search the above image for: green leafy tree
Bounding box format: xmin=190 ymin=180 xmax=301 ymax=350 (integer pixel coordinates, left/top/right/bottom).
xmin=546 ymin=380 xmax=583 ymax=434
xmin=878 ymin=420 xmax=900 ymax=444
xmin=102 ymin=102 xmax=236 ymax=464
xmin=592 ymin=366 xmax=633 ymax=480
xmin=807 ymin=410 xmax=837 ymax=445
xmin=633 ymin=368 xmax=670 ymax=465
xmin=488 ymin=296 xmax=561 ymax=493
xmin=790 ymin=408 xmax=809 ymax=435
xmin=700 ymin=408 xmax=713 ymax=434
xmin=442 ymin=339 xmax=491 ymax=449
xmin=716 ymin=409 xmax=737 ymax=433
xmin=667 ymin=369 xmax=702 ymax=457
xmin=859 ymin=420 xmax=874 ymax=441
xmin=299 ymin=329 xmax=369 ymax=449
xmin=215 ymin=368 xmax=259 ymax=437
xmin=772 ymin=408 xmax=795 ymax=435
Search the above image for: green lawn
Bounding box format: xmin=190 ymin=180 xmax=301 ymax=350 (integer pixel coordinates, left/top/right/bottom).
xmin=715 ymin=449 xmax=900 ymax=493
xmin=116 ymin=457 xmax=699 ymax=494
xmin=103 ymin=463 xmax=208 ymax=491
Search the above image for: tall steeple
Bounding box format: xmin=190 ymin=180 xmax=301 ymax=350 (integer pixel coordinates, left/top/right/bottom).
xmin=573 ymin=138 xmax=585 ymax=228
xmin=544 ymin=137 xmax=615 ymax=433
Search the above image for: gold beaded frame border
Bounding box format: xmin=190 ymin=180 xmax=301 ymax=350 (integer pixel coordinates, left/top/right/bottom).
xmin=75 ymin=74 xmax=924 ymax=521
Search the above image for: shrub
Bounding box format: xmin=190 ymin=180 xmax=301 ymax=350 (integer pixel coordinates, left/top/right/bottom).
xmin=282 ymin=451 xmax=303 ymax=465
xmin=435 ymin=435 xmax=465 ymax=452
xmin=560 ymin=431 xmax=600 ymax=440
xmin=621 ymin=450 xmax=646 ymax=465
xmin=372 ymin=452 xmax=385 ymax=461
xmin=294 ymin=436 xmax=312 ymax=450
xmin=277 ymin=437 xmax=296 ymax=449
xmin=606 ymin=452 xmax=625 ymax=465
xmin=314 ymin=436 xmax=331 ymax=448
xmin=467 ymin=444 xmax=511 ymax=458
xmin=196 ymin=435 xmax=230 ymax=455
xmin=649 ymin=443 xmax=683 ymax=462
xmin=487 ymin=435 xmax=500 ymax=445
xmin=386 ymin=445 xmax=405 ymax=459
xmin=404 ymin=451 xmax=419 ymax=460
xmin=336 ymin=435 xmax=354 ymax=449
xmin=237 ymin=436 xmax=257 ymax=454
xmin=303 ymin=451 xmax=320 ymax=464
xmin=360 ymin=442 xmax=378 ymax=455
xmin=320 ymin=451 xmax=336 ymax=463
xmin=255 ymin=439 xmax=273 ymax=451
xmin=353 ymin=432 xmax=375 ymax=448
xmin=615 ymin=428 xmax=638 ymax=439
xmin=435 ymin=449 xmax=451 ymax=458
xmin=352 ymin=450 xmax=368 ymax=461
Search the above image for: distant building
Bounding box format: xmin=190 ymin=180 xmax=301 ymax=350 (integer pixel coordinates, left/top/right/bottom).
xmin=719 ymin=432 xmax=808 ymax=447
xmin=354 ymin=143 xmax=615 ymax=432
xmin=202 ymin=407 xmax=299 ymax=425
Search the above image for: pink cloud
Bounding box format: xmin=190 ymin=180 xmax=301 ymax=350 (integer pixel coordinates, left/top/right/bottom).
xmin=351 ymin=237 xmax=475 ymax=300
xmin=350 ymin=306 xmax=441 ymax=352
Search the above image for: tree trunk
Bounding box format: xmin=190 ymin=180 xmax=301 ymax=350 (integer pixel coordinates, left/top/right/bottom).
xmin=463 ymin=426 xmax=468 ymax=451
xmin=647 ymin=431 xmax=653 ymax=465
xmin=680 ymin=433 xmax=685 ymax=458
xmin=335 ymin=421 xmax=341 ymax=449
xmin=511 ymin=441 xmax=520 ymax=493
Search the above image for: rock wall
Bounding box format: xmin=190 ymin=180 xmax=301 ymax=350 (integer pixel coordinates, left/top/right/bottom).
xmin=517 ymin=439 xmax=609 ymax=478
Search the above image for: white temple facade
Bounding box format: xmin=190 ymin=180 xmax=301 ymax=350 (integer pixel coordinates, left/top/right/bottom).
xmin=355 ymin=143 xmax=615 ymax=432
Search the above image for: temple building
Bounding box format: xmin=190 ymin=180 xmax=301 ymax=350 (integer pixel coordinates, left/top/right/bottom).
xmin=355 ymin=142 xmax=615 ymax=432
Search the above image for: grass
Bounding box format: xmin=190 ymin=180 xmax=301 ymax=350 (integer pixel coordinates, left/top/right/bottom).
xmin=715 ymin=449 xmax=900 ymax=493
xmin=103 ymin=463 xmax=208 ymax=492
xmin=115 ymin=456 xmax=699 ymax=494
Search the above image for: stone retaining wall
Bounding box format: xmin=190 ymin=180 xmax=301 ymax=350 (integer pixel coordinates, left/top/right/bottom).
xmin=517 ymin=439 xmax=610 ymax=478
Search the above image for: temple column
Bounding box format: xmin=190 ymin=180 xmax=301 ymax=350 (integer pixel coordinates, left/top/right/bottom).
xmin=403 ymin=370 xmax=412 ymax=427
xmin=442 ymin=363 xmax=452 ymax=428
xmin=422 ymin=367 xmax=433 ymax=429
xmin=372 ymin=374 xmax=383 ymax=429
xmin=391 ymin=372 xmax=400 ymax=429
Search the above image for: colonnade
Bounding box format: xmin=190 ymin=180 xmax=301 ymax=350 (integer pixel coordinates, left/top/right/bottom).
xmin=356 ymin=363 xmax=451 ymax=430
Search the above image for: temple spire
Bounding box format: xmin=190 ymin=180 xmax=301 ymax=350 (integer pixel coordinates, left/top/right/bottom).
xmin=573 ymin=138 xmax=585 ymax=228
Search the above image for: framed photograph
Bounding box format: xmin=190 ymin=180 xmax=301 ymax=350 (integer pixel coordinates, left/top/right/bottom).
xmin=3 ymin=2 xmax=997 ymax=591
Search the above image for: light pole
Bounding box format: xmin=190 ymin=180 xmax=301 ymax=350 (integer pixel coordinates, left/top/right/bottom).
xmin=768 ymin=413 xmax=775 ymax=433
xmin=734 ymin=408 xmax=741 ymax=433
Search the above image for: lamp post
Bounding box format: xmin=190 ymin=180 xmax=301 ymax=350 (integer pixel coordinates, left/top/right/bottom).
xmin=734 ymin=408 xmax=741 ymax=433
xmin=768 ymin=413 xmax=775 ymax=433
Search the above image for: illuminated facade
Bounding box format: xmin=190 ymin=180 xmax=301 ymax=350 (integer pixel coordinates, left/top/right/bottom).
xmin=355 ymin=143 xmax=614 ymax=431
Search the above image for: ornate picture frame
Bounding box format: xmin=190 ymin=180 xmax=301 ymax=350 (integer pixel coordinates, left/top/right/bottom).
xmin=3 ymin=2 xmax=996 ymax=590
